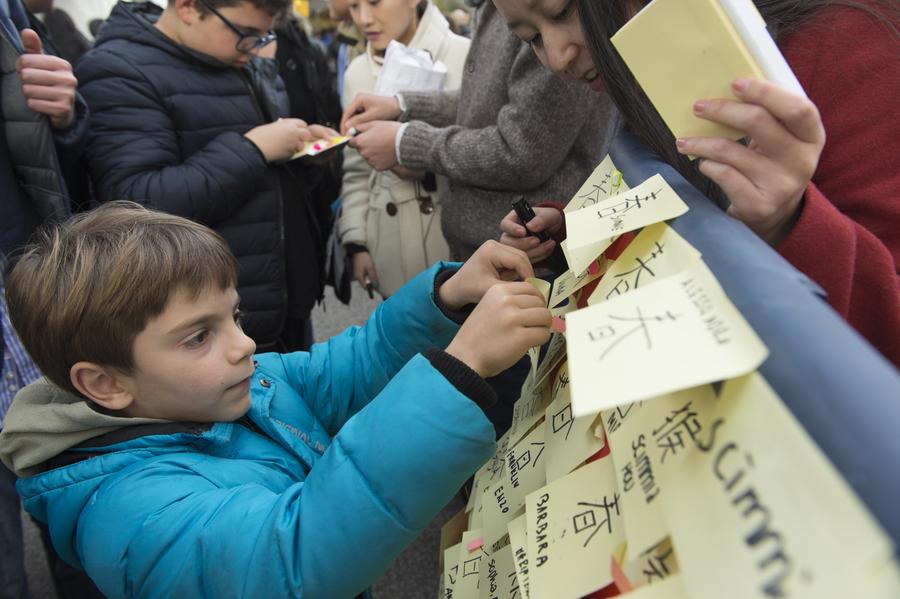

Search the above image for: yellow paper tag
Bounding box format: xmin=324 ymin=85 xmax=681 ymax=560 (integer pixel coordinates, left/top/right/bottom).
xmin=565 ymin=174 xmax=688 ymax=255
xmin=566 ymin=259 xmax=767 ymax=416
xmin=663 ymin=372 xmax=896 ymax=599
xmin=526 ymin=456 xmax=624 ymax=598
xmin=588 ymin=222 xmax=701 ymax=305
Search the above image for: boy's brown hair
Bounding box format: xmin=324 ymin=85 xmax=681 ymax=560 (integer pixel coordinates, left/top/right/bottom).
xmin=5 ymin=202 xmax=239 ymax=397
xmin=176 ymin=0 xmax=293 ymax=18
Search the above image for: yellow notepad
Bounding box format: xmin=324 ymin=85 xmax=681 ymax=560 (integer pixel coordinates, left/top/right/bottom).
xmin=611 ymin=0 xmax=804 ymax=141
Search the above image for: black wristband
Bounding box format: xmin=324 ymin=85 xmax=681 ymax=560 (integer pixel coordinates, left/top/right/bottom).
xmin=344 ymin=243 xmax=368 ymax=256
xmin=423 ymin=347 xmax=497 ymax=412
xmin=433 ymin=267 xmax=474 ymax=325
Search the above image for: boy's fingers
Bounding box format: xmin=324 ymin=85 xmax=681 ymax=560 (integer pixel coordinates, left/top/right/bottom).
xmin=19 ymin=28 xmax=42 ymax=54
xmin=731 ymin=78 xmax=823 ymax=144
xmin=308 ymin=124 xmax=337 ymax=138
xmin=502 ymin=281 xmax=547 ymax=303
xmin=517 ymin=307 xmax=552 ymax=327
xmin=18 ymin=54 xmax=71 ymax=74
xmin=490 ymin=243 xmax=534 ymax=280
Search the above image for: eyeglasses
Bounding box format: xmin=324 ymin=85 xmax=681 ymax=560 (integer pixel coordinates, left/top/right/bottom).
xmin=197 ymin=0 xmax=277 ymax=53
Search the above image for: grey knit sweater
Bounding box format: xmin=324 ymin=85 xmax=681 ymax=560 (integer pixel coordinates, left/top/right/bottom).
xmin=397 ymin=0 xmax=618 ymax=260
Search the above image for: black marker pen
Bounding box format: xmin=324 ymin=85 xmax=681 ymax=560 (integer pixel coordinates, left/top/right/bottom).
xmin=512 ymin=196 xmax=551 ymax=242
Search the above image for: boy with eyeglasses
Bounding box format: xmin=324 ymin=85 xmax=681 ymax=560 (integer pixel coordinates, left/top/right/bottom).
xmin=75 ymin=0 xmax=335 ymax=354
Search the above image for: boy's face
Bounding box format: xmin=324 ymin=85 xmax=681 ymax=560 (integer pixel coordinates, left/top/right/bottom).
xmin=180 ymin=1 xmax=278 ymax=68
xmin=117 ymin=285 xmax=257 ymax=422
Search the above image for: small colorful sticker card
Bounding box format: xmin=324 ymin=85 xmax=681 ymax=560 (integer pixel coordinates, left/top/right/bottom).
xmin=289 ymin=135 xmax=351 ymax=161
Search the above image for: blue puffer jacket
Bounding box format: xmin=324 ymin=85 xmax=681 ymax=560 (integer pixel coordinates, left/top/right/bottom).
xmin=75 ymin=1 xmax=319 ymax=345
xmin=1 ymin=265 xmax=495 ymax=598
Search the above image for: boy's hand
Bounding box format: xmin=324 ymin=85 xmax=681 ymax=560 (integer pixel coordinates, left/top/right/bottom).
xmin=499 ymin=206 xmax=562 ymax=263
xmin=245 ymin=120 xmax=338 ymax=163
xmin=17 ymin=29 xmax=77 ymax=130
xmin=446 ymin=282 xmax=551 ymax=378
xmin=439 ymin=241 xmax=534 ymax=311
xmin=341 ymin=92 xmax=401 ymax=134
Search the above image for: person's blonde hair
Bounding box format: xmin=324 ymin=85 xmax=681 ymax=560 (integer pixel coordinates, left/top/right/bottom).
xmin=5 ymin=202 xmax=239 ymax=397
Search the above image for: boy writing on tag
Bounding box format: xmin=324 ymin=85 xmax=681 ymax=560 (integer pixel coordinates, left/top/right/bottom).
xmin=0 ymin=202 xmax=551 ymax=598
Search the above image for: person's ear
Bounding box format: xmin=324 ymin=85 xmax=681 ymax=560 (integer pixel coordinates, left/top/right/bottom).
xmin=70 ymin=362 xmax=136 ymax=412
xmin=174 ymin=0 xmax=203 ymax=24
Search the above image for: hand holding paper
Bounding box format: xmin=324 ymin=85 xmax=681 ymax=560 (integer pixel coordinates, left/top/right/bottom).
xmin=676 ymin=78 xmax=825 ymax=245
xmin=244 ymin=120 xmax=337 ymax=163
xmin=446 ymin=282 xmax=551 ymax=378
xmin=439 ymin=240 xmax=535 ymax=310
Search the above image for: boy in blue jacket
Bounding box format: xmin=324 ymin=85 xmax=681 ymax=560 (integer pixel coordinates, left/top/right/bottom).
xmin=0 ymin=201 xmax=551 ymax=598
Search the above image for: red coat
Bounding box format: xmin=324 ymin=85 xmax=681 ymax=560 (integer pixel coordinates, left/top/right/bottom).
xmin=778 ymin=5 xmax=900 ymax=367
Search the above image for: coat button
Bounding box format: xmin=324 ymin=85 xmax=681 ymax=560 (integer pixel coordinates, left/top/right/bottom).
xmin=386 ymin=202 xmax=398 ymax=216
xmin=259 ymin=378 xmax=271 ymax=388
xmin=466 ymin=61 xmax=475 ymax=73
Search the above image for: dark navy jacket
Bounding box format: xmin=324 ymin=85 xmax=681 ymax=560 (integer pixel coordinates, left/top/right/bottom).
xmin=76 ymin=2 xmax=324 ymax=346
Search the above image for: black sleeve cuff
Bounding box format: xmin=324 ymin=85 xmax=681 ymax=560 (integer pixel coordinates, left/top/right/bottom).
xmin=433 ymin=267 xmax=475 ymax=325
xmin=344 ymin=243 xmax=368 ymax=256
xmin=423 ymin=347 xmax=497 ymax=412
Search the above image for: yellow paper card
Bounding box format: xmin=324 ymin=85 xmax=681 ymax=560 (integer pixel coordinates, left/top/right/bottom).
xmin=618 ymin=573 xmax=689 ymax=599
xmin=566 ymin=258 xmax=768 ymax=416
xmin=589 ymin=222 xmax=701 ymax=306
xmin=603 ymin=385 xmax=718 ymax=556
xmin=560 ymin=238 xmax=614 ymax=277
xmin=611 ymin=0 xmax=765 ymax=141
xmin=548 ymin=262 xmax=607 ymax=310
xmin=663 ymin=372 xmax=895 ymax=599
xmin=525 ymin=277 xmax=551 ymax=306
xmin=526 ymin=457 xmax=623 ymax=599
xmin=469 ymin=430 xmax=512 ymax=513
xmin=566 ymin=155 xmax=630 ymax=213
xmin=507 ymin=515 xmax=530 ymax=599
xmin=509 ymin=378 xmax=551 ymax=447
xmin=478 ymin=543 xmax=518 ymax=599
xmin=481 ymin=478 xmax=523 ymax=553
xmin=504 ymin=424 xmax=547 ymax=507
xmin=455 ymin=530 xmax=484 ymax=599
xmin=565 ymin=175 xmax=688 ymax=255
xmin=619 ymin=537 xmax=681 ymax=587
xmin=441 ymin=507 xmax=471 ymax=570
xmin=532 ymin=331 xmax=567 ymax=388
xmin=445 ymin=541 xmax=463 ymax=597
xmin=543 ymin=362 xmax=606 ymax=482
xmin=483 ymin=424 xmax=546 ymax=548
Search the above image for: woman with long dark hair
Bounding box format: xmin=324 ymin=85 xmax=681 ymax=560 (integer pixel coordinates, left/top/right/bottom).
xmin=496 ymin=0 xmax=900 ymax=367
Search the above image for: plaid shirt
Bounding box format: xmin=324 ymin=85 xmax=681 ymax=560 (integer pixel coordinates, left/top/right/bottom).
xmin=1 ymin=279 xmax=41 ymax=427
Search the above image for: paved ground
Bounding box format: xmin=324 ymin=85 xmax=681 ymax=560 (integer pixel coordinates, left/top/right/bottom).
xmin=20 ymin=289 xmax=451 ymax=598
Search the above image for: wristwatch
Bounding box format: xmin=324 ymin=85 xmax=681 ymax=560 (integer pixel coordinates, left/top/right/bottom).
xmin=395 ymin=93 xmax=410 ymax=122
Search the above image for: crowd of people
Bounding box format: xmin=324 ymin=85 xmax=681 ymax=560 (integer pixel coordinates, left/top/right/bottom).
xmin=0 ymin=0 xmax=896 ymax=596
